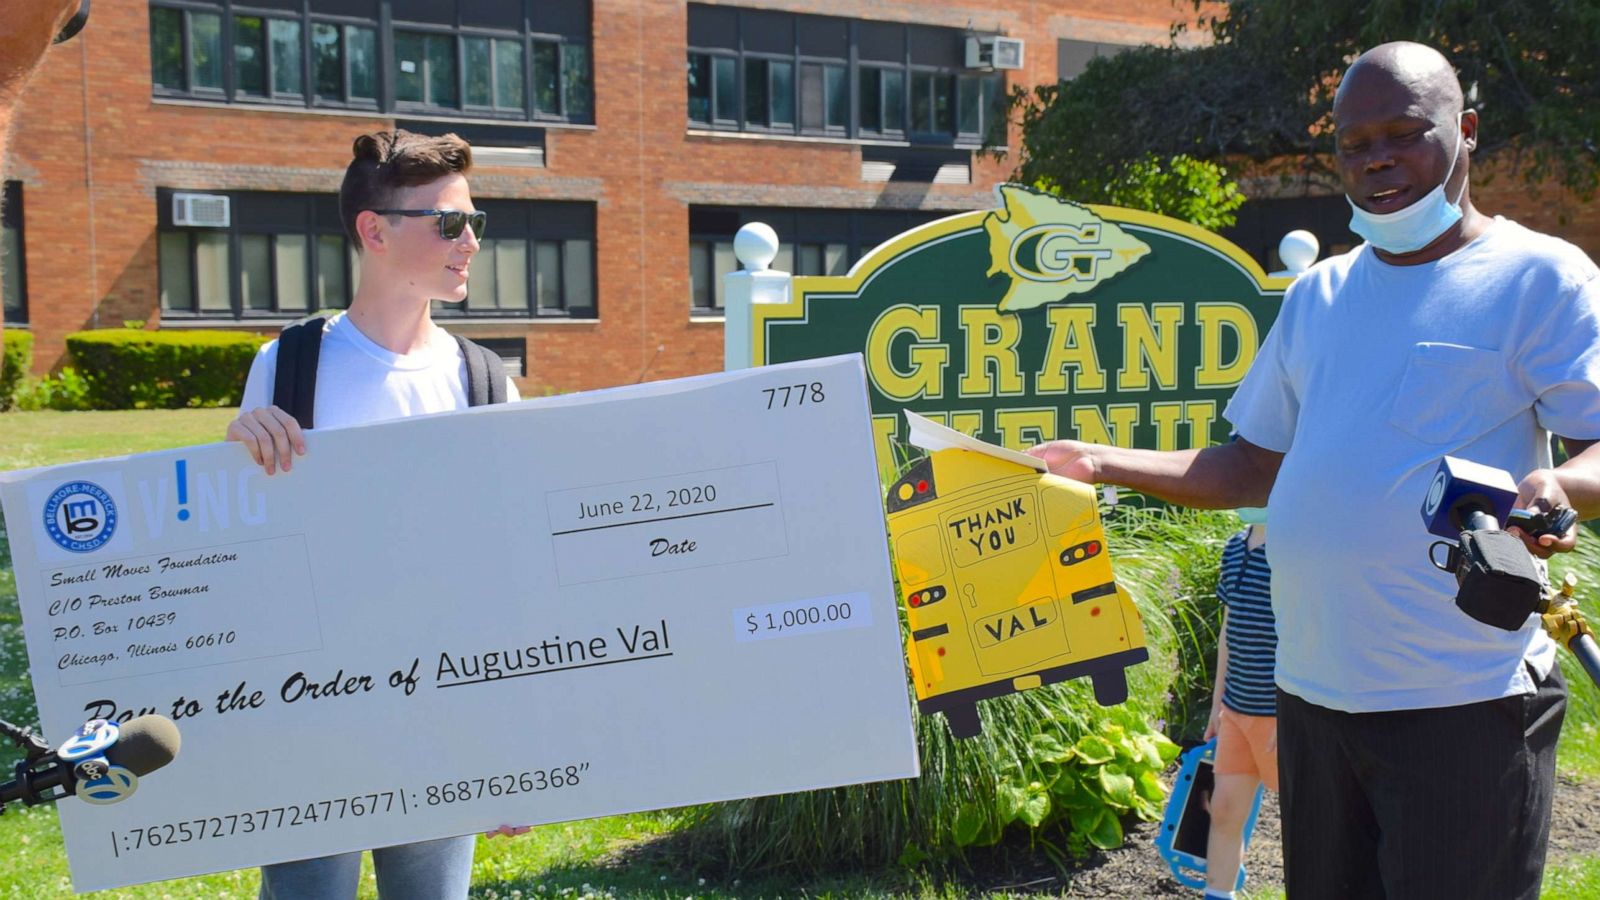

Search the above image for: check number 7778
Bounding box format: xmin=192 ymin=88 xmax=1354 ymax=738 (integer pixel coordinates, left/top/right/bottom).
xmin=762 ymin=382 xmax=826 ymax=409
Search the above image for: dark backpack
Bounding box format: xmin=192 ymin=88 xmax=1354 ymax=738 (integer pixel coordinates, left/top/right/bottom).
xmin=271 ymin=316 xmax=509 ymax=429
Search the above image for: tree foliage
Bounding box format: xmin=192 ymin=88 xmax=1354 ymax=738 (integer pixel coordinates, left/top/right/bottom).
xmin=1014 ymin=0 xmax=1600 ymax=199
xmin=1033 ymin=153 xmax=1246 ymax=230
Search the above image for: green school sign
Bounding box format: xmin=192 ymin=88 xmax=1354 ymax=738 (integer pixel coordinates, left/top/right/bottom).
xmin=751 ymin=185 xmax=1291 ymax=481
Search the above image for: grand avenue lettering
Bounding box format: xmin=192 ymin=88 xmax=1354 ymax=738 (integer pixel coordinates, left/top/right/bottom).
xmin=753 ymin=185 xmax=1290 ymax=480
xmin=863 ymin=300 xmax=1255 ymax=447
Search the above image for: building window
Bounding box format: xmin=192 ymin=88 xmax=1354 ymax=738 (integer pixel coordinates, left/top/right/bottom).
xmin=1219 ymin=195 xmax=1358 ymax=273
xmin=858 ymin=67 xmax=905 ymax=136
xmin=215 ymin=14 xmax=309 ymax=101
xmin=688 ymin=206 xmax=943 ymax=315
xmin=561 ymin=43 xmax=593 ymax=121
xmin=394 ymin=30 xmax=459 ymax=108
xmin=148 ymin=1 xmax=593 ymax=124
xmin=798 ymin=62 xmax=847 ymax=132
xmin=191 ymin=11 xmax=225 ymax=91
xmin=150 ymin=7 xmax=185 ymax=90
xmin=159 ymin=192 xmax=596 ymax=321
xmin=739 ymin=56 xmax=794 ymax=129
xmin=1057 ymin=39 xmax=1126 ymax=81
xmin=312 ymin=22 xmax=379 ymax=105
xmin=233 ymin=16 xmax=267 ymax=96
xmin=687 ymin=239 xmax=739 ymax=313
xmin=2 ymin=182 xmax=25 ymax=325
xmin=474 ymin=337 xmax=528 ymax=377
xmin=159 ymin=191 xmax=353 ymax=319
xmin=794 ymin=242 xmax=849 ymax=277
xmin=957 ymin=73 xmax=1005 ymax=141
xmin=908 ymin=71 xmax=954 ymax=136
xmin=687 ymin=6 xmax=1000 ymax=147
xmin=462 ymin=37 xmax=524 ymax=111
xmin=433 ymin=200 xmax=597 ymax=319
xmin=687 ymin=52 xmax=740 ymax=126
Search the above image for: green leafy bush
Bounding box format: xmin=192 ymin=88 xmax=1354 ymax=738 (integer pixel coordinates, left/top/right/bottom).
xmin=12 ymin=368 xmax=93 ymax=411
xmin=680 ymin=505 xmax=1237 ymax=873
xmin=63 ymin=330 xmax=267 ymax=410
xmin=0 ymin=329 xmax=32 ymax=411
xmin=990 ymin=718 xmax=1179 ymax=856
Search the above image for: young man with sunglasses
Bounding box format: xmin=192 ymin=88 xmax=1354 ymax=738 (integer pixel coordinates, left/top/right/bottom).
xmin=226 ymin=129 xmax=522 ymax=899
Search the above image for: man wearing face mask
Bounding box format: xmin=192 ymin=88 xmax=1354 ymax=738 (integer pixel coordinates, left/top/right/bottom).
xmin=1028 ymin=42 xmax=1600 ymax=898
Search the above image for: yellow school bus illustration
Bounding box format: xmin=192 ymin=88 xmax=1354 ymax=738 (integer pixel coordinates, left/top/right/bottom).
xmin=887 ymin=414 xmax=1148 ymax=738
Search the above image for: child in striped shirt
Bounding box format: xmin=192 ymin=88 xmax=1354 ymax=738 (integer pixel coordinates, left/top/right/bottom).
xmin=1202 ymin=507 xmax=1278 ymax=900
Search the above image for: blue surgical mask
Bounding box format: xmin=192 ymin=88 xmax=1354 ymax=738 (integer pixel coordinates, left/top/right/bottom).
xmin=1236 ymin=507 xmax=1268 ymax=525
xmin=1346 ymin=114 xmax=1465 ymax=255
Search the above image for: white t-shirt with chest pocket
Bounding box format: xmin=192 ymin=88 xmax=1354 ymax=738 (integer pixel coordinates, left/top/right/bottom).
xmin=1226 ymin=218 xmax=1600 ymax=713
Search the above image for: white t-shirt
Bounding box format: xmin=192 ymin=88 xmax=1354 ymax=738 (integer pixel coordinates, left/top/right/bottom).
xmin=239 ymin=313 xmax=520 ymax=430
xmin=1226 ymin=218 xmax=1600 ymax=713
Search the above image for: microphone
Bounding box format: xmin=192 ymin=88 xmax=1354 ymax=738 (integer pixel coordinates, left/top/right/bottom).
xmin=1420 ymin=456 xmax=1520 ymax=539
xmin=1420 ymin=456 xmax=1582 ymax=632
xmin=1420 ymin=456 xmax=1579 ymax=540
xmin=1 ymin=715 xmax=180 ymax=812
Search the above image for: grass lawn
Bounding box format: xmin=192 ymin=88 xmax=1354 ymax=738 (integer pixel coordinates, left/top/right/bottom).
xmin=1 ymin=409 xmax=1597 ymax=899
xmin=0 ymin=410 xmax=237 ymax=473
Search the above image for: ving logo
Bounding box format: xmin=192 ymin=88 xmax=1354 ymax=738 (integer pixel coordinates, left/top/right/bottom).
xmin=43 ymin=481 xmax=118 ymax=553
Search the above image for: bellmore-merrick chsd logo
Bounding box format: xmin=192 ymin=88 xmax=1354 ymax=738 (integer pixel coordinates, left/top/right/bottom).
xmin=43 ymin=481 xmax=119 ymax=553
xmin=753 ymin=184 xmax=1290 ymax=481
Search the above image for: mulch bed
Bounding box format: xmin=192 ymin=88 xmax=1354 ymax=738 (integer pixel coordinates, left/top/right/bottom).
xmin=613 ymin=774 xmax=1598 ymax=896
xmin=967 ymin=775 xmax=1600 ymax=897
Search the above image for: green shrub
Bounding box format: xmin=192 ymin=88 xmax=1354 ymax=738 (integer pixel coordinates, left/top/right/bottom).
xmin=680 ymin=504 xmax=1237 ymax=873
xmin=1052 ymin=154 xmax=1246 ymax=232
xmin=63 ymin=330 xmax=267 ymax=410
xmin=13 ymin=368 xmax=93 ymax=411
xmin=1110 ymin=504 xmax=1231 ymax=740
xmin=0 ymin=329 xmax=32 ymax=411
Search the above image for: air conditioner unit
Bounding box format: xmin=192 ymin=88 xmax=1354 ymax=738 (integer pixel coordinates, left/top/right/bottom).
xmin=964 ymin=35 xmax=1025 ymax=71
xmin=172 ymin=192 xmax=230 ymax=228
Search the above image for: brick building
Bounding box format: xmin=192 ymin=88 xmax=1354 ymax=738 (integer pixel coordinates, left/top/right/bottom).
xmin=3 ymin=1 xmax=1592 ymax=391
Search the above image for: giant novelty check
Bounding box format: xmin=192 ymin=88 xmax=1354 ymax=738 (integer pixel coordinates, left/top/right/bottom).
xmin=0 ymin=355 xmax=918 ymax=891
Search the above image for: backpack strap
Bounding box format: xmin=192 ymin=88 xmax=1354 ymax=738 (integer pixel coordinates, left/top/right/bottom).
xmin=483 ymin=341 xmax=507 ymax=405
xmin=454 ymin=335 xmax=508 ymax=406
xmin=271 ymin=316 xmax=327 ymax=430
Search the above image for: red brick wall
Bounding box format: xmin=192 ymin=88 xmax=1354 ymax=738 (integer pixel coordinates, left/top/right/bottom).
xmin=0 ymin=0 xmax=1310 ymax=391
xmin=1470 ymin=162 xmax=1600 ymax=255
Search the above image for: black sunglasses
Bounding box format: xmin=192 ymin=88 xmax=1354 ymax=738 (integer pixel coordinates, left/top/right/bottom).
xmin=370 ymin=208 xmax=487 ymax=241
xmin=54 ymin=0 xmax=91 ymax=44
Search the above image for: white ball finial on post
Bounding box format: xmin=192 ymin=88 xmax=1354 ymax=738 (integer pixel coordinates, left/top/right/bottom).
xmin=724 ymin=222 xmax=792 ymax=371
xmin=734 ymin=223 xmax=780 ymax=272
xmin=1273 ymin=229 xmax=1320 ymax=278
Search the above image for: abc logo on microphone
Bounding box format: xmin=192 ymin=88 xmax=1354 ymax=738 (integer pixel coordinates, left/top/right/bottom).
xmin=58 ymin=719 xmax=140 ymax=805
